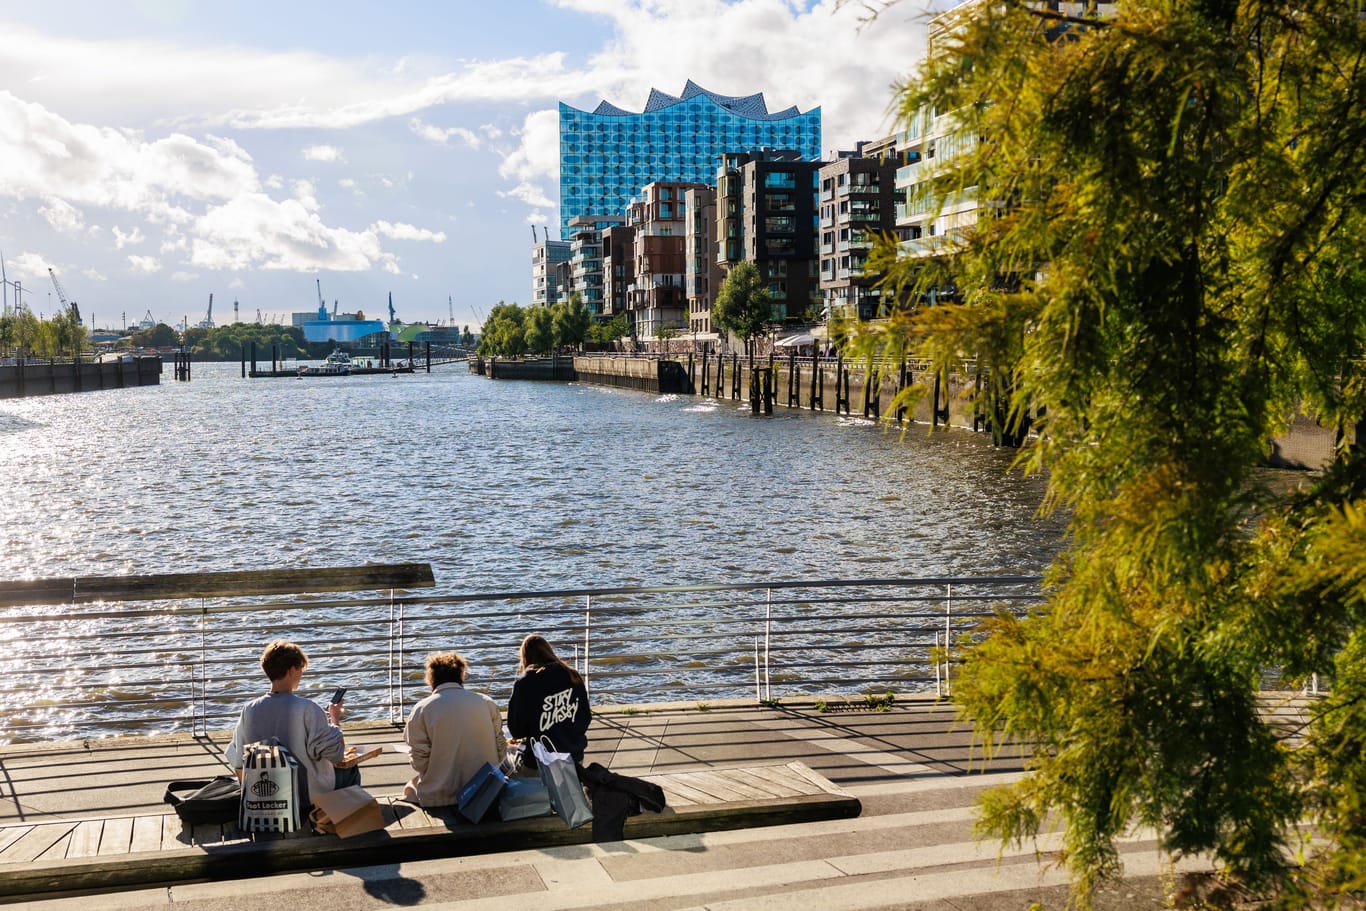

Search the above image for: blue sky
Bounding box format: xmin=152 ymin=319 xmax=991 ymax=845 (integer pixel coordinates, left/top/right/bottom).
xmin=0 ymin=0 xmax=949 ymax=331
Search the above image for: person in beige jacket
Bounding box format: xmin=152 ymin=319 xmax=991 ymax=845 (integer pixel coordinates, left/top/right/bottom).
xmin=402 ymin=652 xmax=506 ymax=808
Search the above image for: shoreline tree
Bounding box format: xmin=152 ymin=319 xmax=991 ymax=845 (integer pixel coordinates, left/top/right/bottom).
xmin=712 ymin=261 xmax=772 ymax=356
xmin=853 ymin=1 xmax=1366 ymax=906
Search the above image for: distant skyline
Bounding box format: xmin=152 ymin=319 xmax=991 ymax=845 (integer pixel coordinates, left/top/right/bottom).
xmin=0 ymin=0 xmax=951 ymax=331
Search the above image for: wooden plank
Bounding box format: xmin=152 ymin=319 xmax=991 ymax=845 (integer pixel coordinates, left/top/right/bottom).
xmin=652 ymin=783 xmax=698 ymax=808
xmin=65 ymin=820 xmax=104 ymax=859
xmin=695 ymin=769 xmax=790 ymax=801
xmin=163 ymin=814 xmax=193 ymax=849
xmin=129 ymin=815 xmax=163 ymax=853
xmin=36 ymin=830 xmax=73 ymax=862
xmin=746 ymin=763 xmax=827 ymax=796
xmin=0 ymin=563 xmax=435 ymax=608
xmin=783 ymin=761 xmax=854 ymax=797
xmin=96 ymin=817 xmax=133 ymax=857
xmin=2 ymin=823 xmax=76 ymax=863
xmin=385 ymin=798 xmax=437 ymax=831
xmin=735 ymin=765 xmax=811 ymax=798
xmin=644 ymin=775 xmax=718 ymax=807
xmin=665 ymin=771 xmax=763 ymax=803
xmin=0 ymin=825 xmax=35 ymax=855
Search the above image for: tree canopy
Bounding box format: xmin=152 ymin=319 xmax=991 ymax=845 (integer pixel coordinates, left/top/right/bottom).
xmin=477 ymin=299 xmax=590 ymax=357
xmin=855 ymin=1 xmax=1366 ymax=905
xmin=712 ymin=261 xmax=772 ymax=345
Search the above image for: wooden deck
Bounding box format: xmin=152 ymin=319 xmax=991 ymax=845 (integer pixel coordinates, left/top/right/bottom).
xmin=0 ymin=761 xmax=859 ymax=901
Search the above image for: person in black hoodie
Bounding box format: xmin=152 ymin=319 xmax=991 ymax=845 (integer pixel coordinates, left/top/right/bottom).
xmin=506 ymin=634 xmax=591 ymax=769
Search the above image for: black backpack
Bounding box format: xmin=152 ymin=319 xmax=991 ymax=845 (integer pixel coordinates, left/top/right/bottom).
xmin=164 ymin=775 xmax=242 ymax=825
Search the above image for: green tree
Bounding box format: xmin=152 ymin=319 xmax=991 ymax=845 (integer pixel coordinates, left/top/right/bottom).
xmin=712 ymin=261 xmax=771 ymax=351
xmin=587 ymin=313 xmax=629 ymax=345
xmin=524 ymin=305 xmax=554 ymax=354
xmin=130 ymin=323 xmax=179 ymax=348
xmin=461 ymin=325 xmax=474 ymax=347
xmin=551 ymin=295 xmax=590 ymax=351
xmin=477 ymin=302 xmax=528 ymax=357
xmin=856 ymin=1 xmax=1366 ymax=906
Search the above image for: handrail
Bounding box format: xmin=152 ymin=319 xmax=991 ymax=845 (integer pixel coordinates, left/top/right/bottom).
xmin=0 ymin=572 xmax=1043 ymax=745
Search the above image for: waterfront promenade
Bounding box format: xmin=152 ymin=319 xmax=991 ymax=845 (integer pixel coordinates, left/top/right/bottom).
xmin=0 ymin=695 xmax=1281 ymax=909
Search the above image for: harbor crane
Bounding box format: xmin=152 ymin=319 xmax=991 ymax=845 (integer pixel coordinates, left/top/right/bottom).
xmin=197 ymin=293 xmax=215 ymax=329
xmin=47 ymin=267 xmax=81 ymax=324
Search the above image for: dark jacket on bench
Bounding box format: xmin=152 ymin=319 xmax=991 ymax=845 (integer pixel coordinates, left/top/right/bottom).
xmin=580 ymin=762 xmax=667 ymax=842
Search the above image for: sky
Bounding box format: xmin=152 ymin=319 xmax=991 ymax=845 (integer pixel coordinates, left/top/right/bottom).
xmin=0 ymin=0 xmax=952 ymax=332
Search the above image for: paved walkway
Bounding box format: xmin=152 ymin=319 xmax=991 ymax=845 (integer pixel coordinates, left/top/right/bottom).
xmin=1 ymin=697 xmax=1219 ymax=909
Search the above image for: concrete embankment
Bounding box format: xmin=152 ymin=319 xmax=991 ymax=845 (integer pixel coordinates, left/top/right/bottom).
xmin=0 ymin=356 xmax=162 ymax=399
xmin=475 ymin=352 xmax=1352 ymax=469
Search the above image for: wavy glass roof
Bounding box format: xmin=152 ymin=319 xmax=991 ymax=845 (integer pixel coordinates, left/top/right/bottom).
xmin=559 ymin=81 xmax=821 ymax=236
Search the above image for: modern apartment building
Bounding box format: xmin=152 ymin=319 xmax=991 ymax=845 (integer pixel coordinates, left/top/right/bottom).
xmin=684 ymin=186 xmax=721 ymax=337
xmin=601 ymin=224 xmax=635 ymax=319
xmin=624 ymin=181 xmax=706 ymax=339
xmin=716 ymin=150 xmax=822 ymax=325
xmin=896 ymin=1 xmax=1116 ymax=270
xmin=565 ymin=215 xmax=623 ymax=318
xmin=819 ymin=141 xmax=906 ymax=321
xmin=558 ymin=81 xmax=820 ymax=238
xmin=531 ymin=239 xmax=571 ymax=307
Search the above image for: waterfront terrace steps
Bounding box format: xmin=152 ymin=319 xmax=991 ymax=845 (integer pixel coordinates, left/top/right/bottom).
xmin=0 ymin=761 xmax=857 ymax=901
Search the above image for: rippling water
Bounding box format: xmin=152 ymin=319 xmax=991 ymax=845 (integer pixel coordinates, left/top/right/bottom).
xmin=0 ymin=361 xmax=1067 ymax=741
xmin=0 ymin=361 xmax=1063 ymax=584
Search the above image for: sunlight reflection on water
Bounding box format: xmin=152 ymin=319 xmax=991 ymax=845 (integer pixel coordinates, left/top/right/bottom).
xmin=0 ymin=361 xmax=1066 ymax=740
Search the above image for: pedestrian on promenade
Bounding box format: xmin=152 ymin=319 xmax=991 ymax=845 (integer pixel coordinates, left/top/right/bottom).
xmin=224 ymin=639 xmax=355 ymax=806
xmin=506 ymin=634 xmax=591 ymax=770
xmin=401 ymin=651 xmax=506 ymax=807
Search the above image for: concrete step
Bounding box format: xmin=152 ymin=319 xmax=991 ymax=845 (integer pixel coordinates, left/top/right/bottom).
xmin=19 ymin=776 xmax=1212 ymax=911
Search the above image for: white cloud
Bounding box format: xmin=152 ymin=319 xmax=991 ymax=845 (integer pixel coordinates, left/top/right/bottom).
xmin=113 ymin=225 xmax=145 ymax=248
xmin=265 ymin=175 xmax=284 ymax=190
xmin=127 ymin=254 xmax=161 ymax=273
xmin=82 ymin=268 xmax=106 ymax=281
xmin=39 ymin=198 xmax=85 ymax=233
xmin=338 ymin=178 xmax=356 ymax=189
xmin=497 ymin=109 xmax=559 ymax=186
xmin=10 ymin=251 xmax=54 ymax=281
xmin=170 ymin=270 xmax=198 ymax=282
xmin=302 ymin=144 xmax=344 ymax=162
xmin=189 ymin=193 xmax=396 ymax=273
xmin=371 ymin=220 xmax=446 ymax=243
xmin=409 ymin=117 xmax=480 ymax=149
xmin=500 ymin=182 xmax=555 ymax=209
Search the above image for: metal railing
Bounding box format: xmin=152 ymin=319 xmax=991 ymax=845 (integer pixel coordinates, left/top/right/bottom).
xmin=0 ymin=575 xmax=1042 ymax=745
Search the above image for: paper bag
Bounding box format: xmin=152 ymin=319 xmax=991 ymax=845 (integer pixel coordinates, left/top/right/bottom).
xmin=457 ymin=761 xmax=508 ymax=823
xmin=532 ymin=737 xmax=592 ymax=829
xmin=310 ymin=785 xmax=384 ymax=838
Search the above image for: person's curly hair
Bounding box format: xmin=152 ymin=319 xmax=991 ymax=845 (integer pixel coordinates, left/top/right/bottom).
xmin=425 ymin=652 xmax=469 ymax=688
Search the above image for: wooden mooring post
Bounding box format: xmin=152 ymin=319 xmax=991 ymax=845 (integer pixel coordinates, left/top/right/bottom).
xmin=700 ymin=350 xmax=710 ymax=396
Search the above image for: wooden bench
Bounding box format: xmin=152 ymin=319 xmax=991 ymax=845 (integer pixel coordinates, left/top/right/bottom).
xmin=0 ymin=761 xmax=859 ymax=900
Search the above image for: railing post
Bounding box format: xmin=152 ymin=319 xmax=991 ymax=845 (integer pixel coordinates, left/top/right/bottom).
xmin=583 ymin=594 xmax=592 ymax=690
xmin=943 ymin=584 xmax=953 ymax=696
xmin=764 ymin=588 xmax=773 ymax=702
xmin=198 ymin=596 xmax=208 ymax=737
xmin=754 ymin=638 xmax=761 ymax=703
xmin=388 ymin=589 xmax=396 ymax=723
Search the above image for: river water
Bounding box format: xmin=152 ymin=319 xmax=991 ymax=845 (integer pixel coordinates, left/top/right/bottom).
xmin=0 ymin=361 xmax=1067 ymax=741
xmin=0 ymin=361 xmax=1064 ymax=585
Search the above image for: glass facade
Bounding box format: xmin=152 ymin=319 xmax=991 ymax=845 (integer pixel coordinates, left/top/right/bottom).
xmin=559 ymin=80 xmax=820 ymax=236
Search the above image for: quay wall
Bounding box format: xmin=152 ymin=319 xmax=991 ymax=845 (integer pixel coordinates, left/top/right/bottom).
xmin=0 ymin=357 xmax=163 ymax=399
xmin=570 ymin=352 xmax=1351 ymax=467
xmin=486 ymin=356 xmax=575 ymax=381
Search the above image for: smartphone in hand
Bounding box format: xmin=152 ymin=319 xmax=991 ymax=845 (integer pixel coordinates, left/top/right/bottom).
xmin=330 ymin=687 xmax=347 ymax=704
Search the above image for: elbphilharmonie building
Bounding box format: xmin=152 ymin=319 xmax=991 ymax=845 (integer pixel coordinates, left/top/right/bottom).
xmin=558 ymin=81 xmax=821 ymax=236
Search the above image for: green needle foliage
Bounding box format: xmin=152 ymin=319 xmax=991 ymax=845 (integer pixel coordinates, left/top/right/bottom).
xmin=853 ymin=1 xmax=1366 ymax=905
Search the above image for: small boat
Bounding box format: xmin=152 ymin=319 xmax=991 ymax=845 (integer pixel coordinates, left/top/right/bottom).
xmin=318 ymin=349 xmax=351 ymax=375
